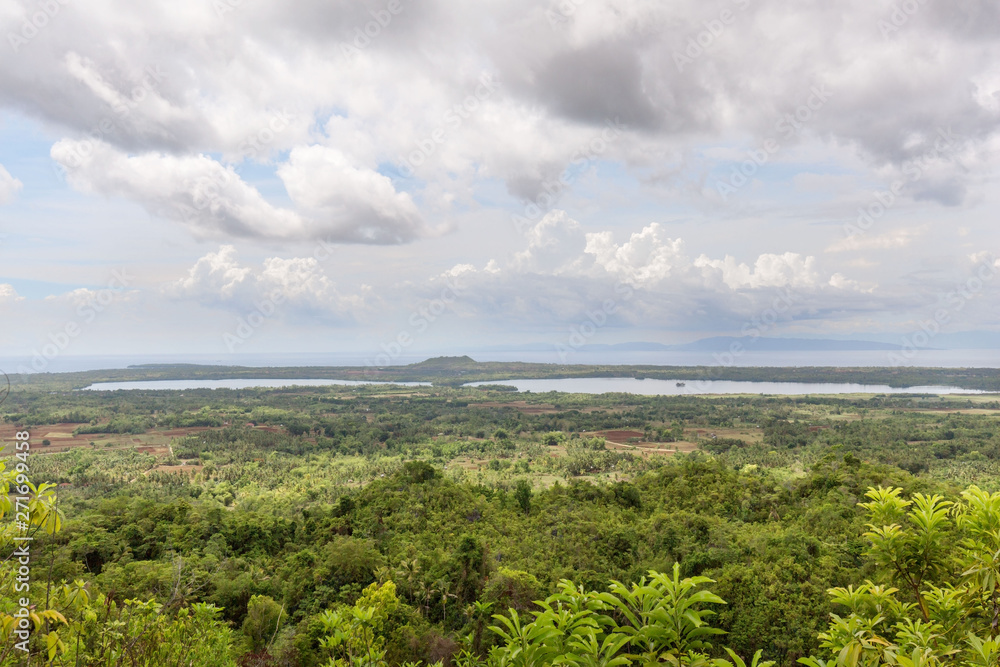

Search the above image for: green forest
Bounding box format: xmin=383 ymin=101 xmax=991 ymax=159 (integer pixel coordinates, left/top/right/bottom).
xmin=4 ymin=374 xmax=1000 ymax=666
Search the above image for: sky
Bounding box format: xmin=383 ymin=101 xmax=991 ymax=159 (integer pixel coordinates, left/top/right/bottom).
xmin=0 ymin=0 xmax=999 ymax=368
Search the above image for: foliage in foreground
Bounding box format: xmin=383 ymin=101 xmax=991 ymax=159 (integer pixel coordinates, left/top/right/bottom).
xmin=10 ymin=470 xmax=1000 ymax=667
xmin=1 ymin=459 xmax=234 ymax=666
xmin=305 ymin=484 xmax=1000 ymax=666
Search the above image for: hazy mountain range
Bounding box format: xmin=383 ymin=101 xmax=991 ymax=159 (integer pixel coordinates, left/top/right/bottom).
xmin=486 ymin=337 xmax=911 ymax=353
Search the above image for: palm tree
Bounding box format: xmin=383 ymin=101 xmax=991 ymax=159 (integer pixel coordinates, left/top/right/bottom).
xmin=436 ymin=578 xmax=458 ymax=626
xmin=416 ymin=579 xmax=437 ymax=618
xmin=395 ymin=558 xmax=420 ymax=600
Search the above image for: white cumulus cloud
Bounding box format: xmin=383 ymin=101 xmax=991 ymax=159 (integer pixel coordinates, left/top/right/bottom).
xmin=0 ymin=284 xmax=23 ymax=303
xmin=52 ymin=140 xmax=306 ymax=240
xmin=50 ymin=139 xmax=425 ymax=244
xmin=585 ymin=223 xmax=688 ymax=286
xmin=0 ymin=165 xmax=22 ymax=204
xmin=694 ymin=253 xmax=819 ymax=290
xmin=168 ymin=245 xmax=368 ymax=322
xmin=276 ymin=145 xmax=425 ymax=244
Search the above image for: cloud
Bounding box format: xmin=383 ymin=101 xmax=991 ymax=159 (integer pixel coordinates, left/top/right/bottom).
xmin=168 ymin=245 xmax=368 ymax=322
xmin=0 ymin=284 xmax=23 ymax=303
xmin=525 ymin=40 xmax=661 ymax=130
xmin=504 ymin=211 xmax=849 ymax=293
xmin=511 ymin=210 xmax=589 ymax=274
xmin=276 ymin=145 xmax=425 ymax=244
xmin=44 ymin=287 xmax=138 ymax=308
xmin=693 ymin=253 xmax=820 ymax=290
xmin=428 ymin=211 xmax=880 ymax=335
xmin=1 ymin=0 xmax=994 ymax=220
xmin=585 ymin=223 xmax=689 ymax=286
xmin=828 ymin=272 xmax=875 ymax=292
xmin=51 ymin=140 xmax=424 ymax=242
xmin=826 ymin=227 xmax=925 ymax=253
xmin=2 ymin=0 xmax=1000 ymax=350
xmin=0 ymin=165 xmax=22 ymax=204
xmin=168 ymin=246 xmax=252 ymax=302
xmin=52 ymin=140 xmax=307 ymax=239
xmin=566 ymin=219 xmax=827 ymax=293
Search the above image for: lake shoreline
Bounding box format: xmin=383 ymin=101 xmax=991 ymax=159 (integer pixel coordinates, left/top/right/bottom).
xmin=81 ymin=376 xmax=993 ymax=396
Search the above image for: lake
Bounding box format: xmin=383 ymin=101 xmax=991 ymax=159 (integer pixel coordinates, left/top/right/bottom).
xmin=465 ymin=378 xmax=989 ymax=396
xmin=82 ymin=379 xmax=431 ymax=391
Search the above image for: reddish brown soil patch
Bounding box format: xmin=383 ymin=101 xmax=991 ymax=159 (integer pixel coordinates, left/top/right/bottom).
xmin=0 ymin=423 xmax=189 ymax=457
xmin=591 ymin=429 xmax=696 ymax=455
xmin=0 ymin=423 xmax=95 ymax=454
